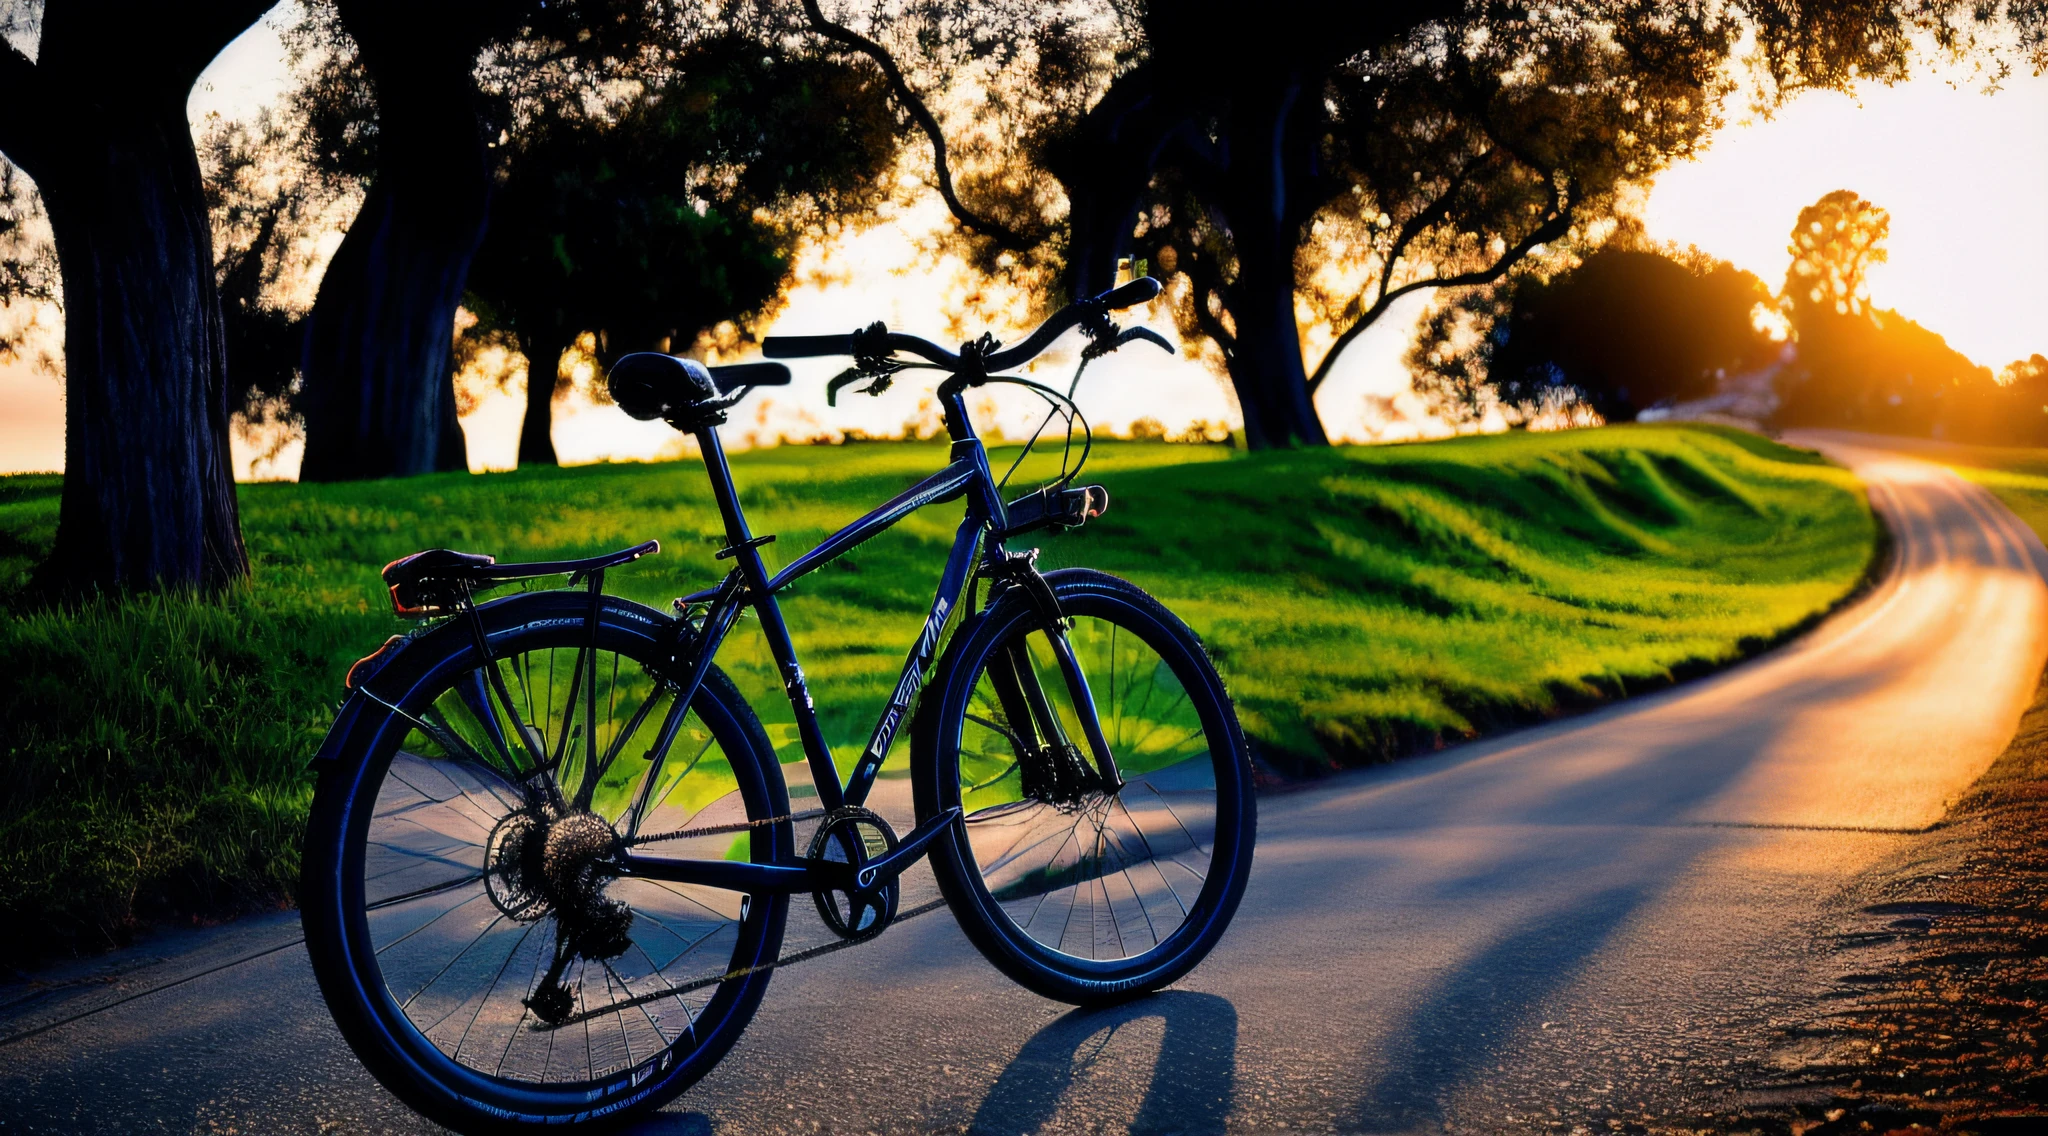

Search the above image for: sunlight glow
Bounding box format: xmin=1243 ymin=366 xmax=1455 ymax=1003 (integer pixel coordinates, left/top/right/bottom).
xmin=1643 ymin=63 xmax=2048 ymax=370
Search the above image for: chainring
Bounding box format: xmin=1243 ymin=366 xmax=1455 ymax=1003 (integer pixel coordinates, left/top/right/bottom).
xmin=805 ymin=806 xmax=900 ymax=942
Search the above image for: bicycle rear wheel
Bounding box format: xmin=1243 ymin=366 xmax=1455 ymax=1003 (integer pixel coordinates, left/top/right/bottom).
xmin=915 ymin=569 xmax=1256 ymax=1003
xmin=303 ymin=592 xmax=789 ymax=1133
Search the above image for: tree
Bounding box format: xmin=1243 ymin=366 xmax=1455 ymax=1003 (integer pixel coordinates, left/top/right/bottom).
xmin=1773 ymin=190 xmax=1903 ymax=428
xmin=1144 ymin=4 xmax=1731 ymax=446
xmin=1408 ymin=245 xmax=1777 ymax=424
xmin=0 ymin=1 xmax=267 ymax=591
xmin=1783 ymin=189 xmax=1888 ymax=320
xmin=465 ymin=32 xmax=902 ymax=465
xmin=797 ymin=1 xmax=1731 ymax=446
xmin=1759 ymin=188 xmax=2033 ymax=439
xmin=802 ymin=0 xmax=2028 ymax=449
xmin=291 ymin=1 xmax=497 ymax=481
xmin=292 ymin=0 xmax=676 ymax=482
xmin=1977 ymin=354 xmax=2048 ymax=446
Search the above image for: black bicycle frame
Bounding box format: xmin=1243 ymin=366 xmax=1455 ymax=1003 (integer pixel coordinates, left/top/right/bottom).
xmin=615 ymin=385 xmax=1116 ymax=897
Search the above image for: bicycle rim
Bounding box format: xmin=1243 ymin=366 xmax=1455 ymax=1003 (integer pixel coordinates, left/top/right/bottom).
xmin=328 ymin=600 xmax=787 ymax=1110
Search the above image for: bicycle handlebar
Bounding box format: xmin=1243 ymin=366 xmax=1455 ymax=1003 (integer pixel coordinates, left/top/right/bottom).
xmin=762 ymin=277 xmax=1164 ymax=373
xmin=758 ymin=333 xmax=854 ymax=359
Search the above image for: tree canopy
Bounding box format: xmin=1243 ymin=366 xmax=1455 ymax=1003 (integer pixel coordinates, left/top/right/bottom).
xmin=464 ymin=32 xmax=902 ymax=464
xmin=799 ymin=0 xmax=2046 ymax=447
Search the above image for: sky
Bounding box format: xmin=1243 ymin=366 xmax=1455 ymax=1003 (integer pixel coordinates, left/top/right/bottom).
xmin=0 ymin=17 xmax=2044 ymax=477
xmin=1645 ymin=66 xmax=2048 ymax=370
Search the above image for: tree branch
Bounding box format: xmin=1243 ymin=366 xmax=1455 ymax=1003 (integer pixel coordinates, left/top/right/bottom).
xmin=1368 ymin=147 xmax=1493 ymax=312
xmin=798 ymin=0 xmax=1038 ymax=251
xmin=1306 ymin=170 xmax=1571 ymax=395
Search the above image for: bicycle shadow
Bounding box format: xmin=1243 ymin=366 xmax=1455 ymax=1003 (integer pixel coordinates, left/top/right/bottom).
xmin=966 ymin=990 xmax=1238 ymax=1135
xmin=1350 ymin=884 xmax=1648 ymax=1131
xmin=625 ymin=1110 xmax=712 ymax=1136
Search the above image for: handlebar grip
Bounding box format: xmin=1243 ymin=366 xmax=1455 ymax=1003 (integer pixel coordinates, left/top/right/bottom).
xmin=1096 ymin=276 xmax=1162 ymax=310
xmin=706 ymin=361 xmax=791 ymax=394
xmin=762 ymin=334 xmax=855 ymax=359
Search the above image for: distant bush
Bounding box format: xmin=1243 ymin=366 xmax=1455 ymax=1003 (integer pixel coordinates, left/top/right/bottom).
xmin=1409 ymin=245 xmax=1779 ymax=425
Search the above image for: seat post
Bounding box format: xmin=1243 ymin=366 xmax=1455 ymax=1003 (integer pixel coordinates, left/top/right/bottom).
xmin=694 ymin=428 xmax=755 ymax=549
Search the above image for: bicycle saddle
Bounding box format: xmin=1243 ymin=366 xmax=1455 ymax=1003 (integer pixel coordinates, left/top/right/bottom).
xmin=609 ymin=354 xmax=790 ymax=422
xmin=382 ymin=548 xmax=495 ymax=588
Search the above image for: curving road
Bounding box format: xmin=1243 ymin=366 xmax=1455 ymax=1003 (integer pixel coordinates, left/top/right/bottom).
xmin=3 ymin=433 xmax=2045 ymax=1134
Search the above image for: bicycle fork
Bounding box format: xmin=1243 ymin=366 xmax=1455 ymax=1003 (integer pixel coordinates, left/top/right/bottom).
xmin=984 ymin=621 xmax=1124 ymax=805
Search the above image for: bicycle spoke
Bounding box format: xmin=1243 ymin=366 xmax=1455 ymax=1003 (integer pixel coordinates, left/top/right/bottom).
xmin=366 ymin=872 xmax=489 ymax=913
xmin=590 ymin=684 xmax=674 ymax=817
xmin=451 ymin=921 xmax=542 ymax=1066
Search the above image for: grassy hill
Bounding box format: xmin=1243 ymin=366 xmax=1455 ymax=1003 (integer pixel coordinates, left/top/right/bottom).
xmin=0 ymin=424 xmax=1876 ymax=961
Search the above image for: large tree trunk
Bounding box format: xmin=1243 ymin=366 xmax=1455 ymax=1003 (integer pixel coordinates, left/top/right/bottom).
xmin=0 ymin=3 xmax=270 ymax=593
xmin=517 ymin=336 xmax=568 ymax=467
xmin=1213 ymin=75 xmax=1327 ymax=449
xmin=297 ymin=1 xmax=491 ymax=482
xmin=36 ymin=110 xmax=249 ymax=590
xmin=1221 ymin=267 xmax=1326 ymax=449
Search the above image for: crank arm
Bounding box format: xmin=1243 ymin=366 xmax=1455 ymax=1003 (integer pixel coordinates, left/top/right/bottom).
xmin=852 ymin=807 xmax=961 ymax=891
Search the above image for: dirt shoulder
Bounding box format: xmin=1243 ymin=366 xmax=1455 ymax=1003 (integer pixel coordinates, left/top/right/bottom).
xmin=1689 ymin=669 xmax=2048 ymax=1136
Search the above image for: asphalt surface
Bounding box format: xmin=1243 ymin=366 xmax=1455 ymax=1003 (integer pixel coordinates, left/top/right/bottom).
xmin=5 ymin=433 xmax=2045 ymax=1135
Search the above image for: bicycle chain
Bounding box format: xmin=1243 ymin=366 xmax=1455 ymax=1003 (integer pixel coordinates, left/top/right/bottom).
xmin=531 ymin=895 xmax=951 ymax=1032
xmin=623 ymin=807 xmax=829 ymax=847
xmin=534 ymin=804 xmax=939 ymax=1032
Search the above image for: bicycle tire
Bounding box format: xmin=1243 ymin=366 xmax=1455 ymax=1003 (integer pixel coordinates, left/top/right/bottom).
xmin=912 ymin=569 xmax=1256 ymax=1004
xmin=303 ymin=591 xmax=789 ymax=1133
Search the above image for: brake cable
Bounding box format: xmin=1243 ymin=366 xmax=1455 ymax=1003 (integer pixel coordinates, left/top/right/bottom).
xmin=991 ymin=374 xmax=1093 ymax=493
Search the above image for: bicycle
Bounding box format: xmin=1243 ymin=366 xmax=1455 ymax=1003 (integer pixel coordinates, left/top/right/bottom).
xmin=301 ymin=277 xmax=1257 ymax=1133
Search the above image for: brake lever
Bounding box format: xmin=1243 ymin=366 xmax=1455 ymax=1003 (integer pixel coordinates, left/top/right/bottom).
xmin=825 ymin=364 xmax=903 ymax=406
xmin=1082 ymin=322 xmax=1177 ymax=361
xmin=1118 ymin=326 xmax=1175 ymax=355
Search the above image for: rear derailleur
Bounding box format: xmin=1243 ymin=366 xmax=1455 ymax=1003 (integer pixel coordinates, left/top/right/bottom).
xmin=485 ymin=805 xmax=634 ymax=1025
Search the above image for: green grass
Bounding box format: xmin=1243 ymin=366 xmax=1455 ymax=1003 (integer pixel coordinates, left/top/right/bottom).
xmin=0 ymin=423 xmax=1875 ymax=963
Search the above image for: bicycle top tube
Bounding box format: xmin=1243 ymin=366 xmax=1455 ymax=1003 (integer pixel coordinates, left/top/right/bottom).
xmin=762 ymin=276 xmax=1161 ymax=373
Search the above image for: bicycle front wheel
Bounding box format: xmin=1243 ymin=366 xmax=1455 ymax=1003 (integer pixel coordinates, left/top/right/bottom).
xmin=303 ymin=591 xmax=789 ymax=1133
xmin=915 ymin=569 xmax=1256 ymax=1003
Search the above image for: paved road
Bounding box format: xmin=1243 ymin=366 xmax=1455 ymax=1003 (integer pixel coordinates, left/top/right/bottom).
xmin=5 ymin=434 xmax=2045 ymax=1135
